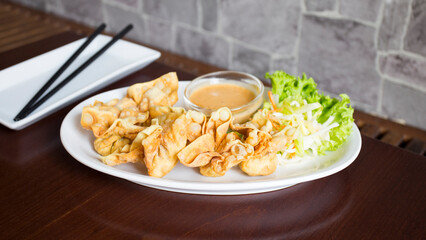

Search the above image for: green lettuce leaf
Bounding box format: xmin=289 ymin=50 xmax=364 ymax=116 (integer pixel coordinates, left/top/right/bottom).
xmin=264 ymin=70 xmax=354 ymax=154
xmin=317 ymin=93 xmax=354 ymax=152
xmin=265 ymin=71 xmax=320 ymax=105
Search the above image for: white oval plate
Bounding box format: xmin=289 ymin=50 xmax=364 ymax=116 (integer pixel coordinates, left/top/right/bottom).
xmin=60 ymin=81 xmax=362 ymax=195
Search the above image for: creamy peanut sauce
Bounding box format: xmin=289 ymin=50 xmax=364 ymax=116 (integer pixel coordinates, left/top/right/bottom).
xmin=189 ymin=83 xmax=256 ymax=109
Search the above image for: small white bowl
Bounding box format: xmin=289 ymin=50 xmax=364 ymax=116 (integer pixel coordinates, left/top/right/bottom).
xmin=183 ymin=71 xmax=264 ymax=123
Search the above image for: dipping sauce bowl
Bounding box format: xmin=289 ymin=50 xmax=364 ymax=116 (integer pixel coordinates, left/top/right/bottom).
xmin=184 ymin=71 xmax=264 ymax=123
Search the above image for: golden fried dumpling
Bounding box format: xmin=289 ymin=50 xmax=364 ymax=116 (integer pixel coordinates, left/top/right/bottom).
xmin=81 ymin=100 xmax=120 ymax=137
xmin=238 ymin=132 xmax=287 ymax=176
xmin=176 ymin=110 xmax=210 ymax=167
xmin=249 ymin=110 xmax=273 ymax=133
xmin=179 ymin=108 xmax=260 ymax=176
xmin=153 ymin=110 xmax=185 ymax=126
xmin=177 ymin=134 xmax=215 ymax=167
xmin=239 ymin=152 xmax=278 ymax=176
xmin=231 ymin=122 xmax=272 ymax=155
xmin=114 ymin=97 xmax=146 ymax=121
xmin=198 ymin=156 xmax=225 ymax=177
xmin=94 ymin=134 xmax=130 ymax=156
xmin=149 ymin=105 xmax=185 ymax=120
xmin=99 ymin=133 xmax=145 ymax=166
xmin=98 ymin=124 xmax=167 ymax=166
xmin=185 ymin=110 xmax=207 ymax=142
xmin=119 ymin=107 xmax=150 ymax=125
xmin=229 ymin=122 xmax=285 ymax=176
xmin=139 ymin=125 xmax=163 ymax=175
xmin=142 ymin=113 xmax=188 ymax=177
xmin=177 ymin=109 xmax=230 ymax=168
xmin=99 ymin=114 xmax=149 ymax=139
xmin=81 ymin=97 xmax=142 ymax=138
xmin=110 ymin=137 xmax=132 ymax=154
xmin=127 ymin=72 xmax=179 ymax=106
xmin=100 ymin=150 xmax=143 ymax=166
xmin=203 ymin=107 xmax=233 ymax=146
xmin=199 ymin=132 xmax=254 ymax=177
xmin=115 ymin=97 xmax=137 ymax=110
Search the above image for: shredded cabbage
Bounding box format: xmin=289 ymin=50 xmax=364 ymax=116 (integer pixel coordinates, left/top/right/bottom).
xmin=263 ymin=70 xmax=354 ymax=162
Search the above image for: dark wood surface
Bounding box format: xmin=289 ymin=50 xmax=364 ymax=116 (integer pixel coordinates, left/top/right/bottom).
xmin=1 ymin=2 xmax=426 ymax=239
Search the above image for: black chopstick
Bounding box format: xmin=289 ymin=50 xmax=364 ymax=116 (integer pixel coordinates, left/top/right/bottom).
xmin=14 ymin=24 xmax=133 ymax=121
xmin=14 ymin=23 xmax=106 ymax=121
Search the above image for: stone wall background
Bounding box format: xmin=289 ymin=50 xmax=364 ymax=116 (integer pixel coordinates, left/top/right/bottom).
xmin=9 ymin=0 xmax=426 ymax=130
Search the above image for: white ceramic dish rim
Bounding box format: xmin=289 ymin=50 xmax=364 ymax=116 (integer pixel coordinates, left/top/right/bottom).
xmin=60 ymin=82 xmax=361 ymax=194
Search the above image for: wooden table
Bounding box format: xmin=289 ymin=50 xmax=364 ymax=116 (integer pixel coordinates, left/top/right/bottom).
xmin=1 ymin=2 xmax=425 ymax=239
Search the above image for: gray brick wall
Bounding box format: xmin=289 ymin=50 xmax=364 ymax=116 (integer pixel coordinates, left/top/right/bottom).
xmin=12 ymin=0 xmax=426 ymax=130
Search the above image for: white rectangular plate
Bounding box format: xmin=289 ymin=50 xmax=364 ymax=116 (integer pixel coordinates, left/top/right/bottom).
xmin=0 ymin=34 xmax=160 ymax=130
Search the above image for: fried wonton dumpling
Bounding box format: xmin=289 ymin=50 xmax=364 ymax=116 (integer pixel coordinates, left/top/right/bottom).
xmin=81 ymin=98 xmax=143 ymax=138
xmin=176 ymin=110 xmax=210 ymax=167
xmin=239 ymin=152 xmax=278 ymax=176
xmin=149 ymin=105 xmax=185 ymax=120
xmin=115 ymin=97 xmax=138 ymax=110
xmin=127 ymin=72 xmax=179 ymax=106
xmin=199 ymin=132 xmax=254 ymax=177
xmin=81 ymin=100 xmax=120 ymax=137
xmin=178 ymin=134 xmax=215 ymax=167
xmin=94 ymin=134 xmax=131 ymax=156
xmin=238 ymin=132 xmax=287 ymax=176
xmin=203 ymin=107 xmax=233 ymax=146
xmin=99 ymin=114 xmax=149 ymax=139
xmin=249 ymin=110 xmax=274 ymax=133
xmin=179 ymin=108 xmax=273 ymax=177
xmin=177 ymin=109 xmax=229 ymax=168
xmin=185 ymin=110 xmax=207 ymax=142
xmin=231 ymin=122 xmax=273 ymax=155
xmin=153 ymin=110 xmax=185 ymax=126
xmin=110 ymin=137 xmax=132 ymax=154
xmin=139 ymin=125 xmax=163 ymax=175
xmin=142 ymin=113 xmax=188 ymax=177
xmin=99 ymin=126 xmax=151 ymax=166
xmin=100 ymin=147 xmax=143 ymax=166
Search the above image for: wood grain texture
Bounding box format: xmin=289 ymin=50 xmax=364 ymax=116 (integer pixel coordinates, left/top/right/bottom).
xmin=354 ymin=110 xmax=426 ymax=146
xmin=2 ymin=126 xmax=425 ymax=239
xmin=380 ymin=131 xmax=405 ymax=146
xmin=0 ymin=31 xmax=83 ymax=70
xmin=0 ymin=2 xmax=69 ymax=52
xmin=405 ymin=138 xmax=426 ymax=155
xmin=359 ymin=123 xmax=382 ymax=138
